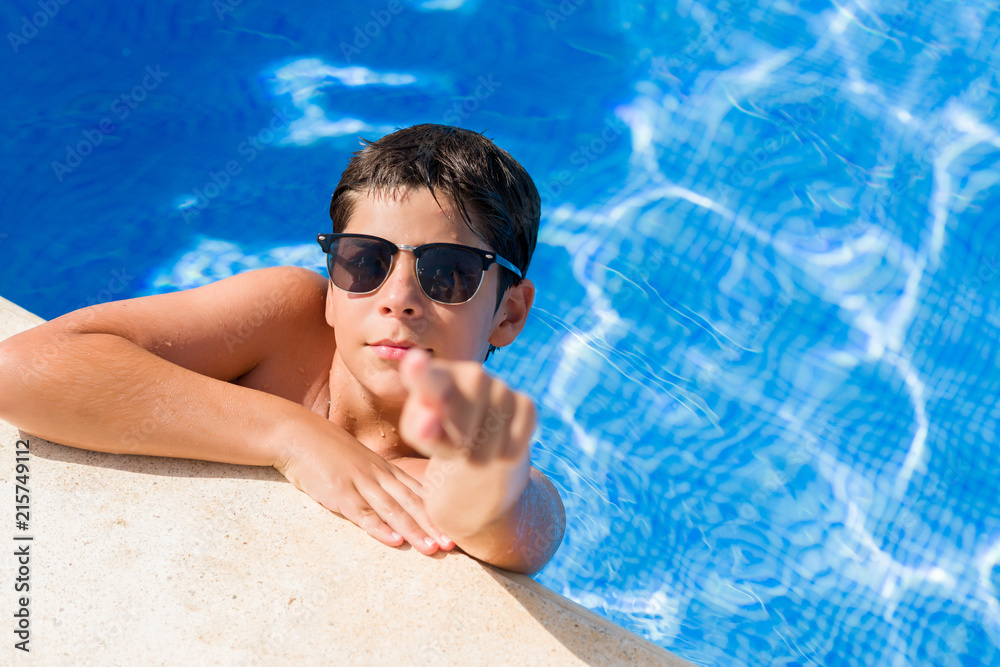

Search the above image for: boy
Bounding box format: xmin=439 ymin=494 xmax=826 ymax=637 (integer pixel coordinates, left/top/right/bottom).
xmin=0 ymin=124 xmax=565 ymax=576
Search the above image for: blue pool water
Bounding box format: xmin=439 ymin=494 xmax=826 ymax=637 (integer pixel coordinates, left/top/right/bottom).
xmin=3 ymin=1 xmax=1000 ymax=665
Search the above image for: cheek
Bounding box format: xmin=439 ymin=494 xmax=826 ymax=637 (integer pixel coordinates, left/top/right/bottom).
xmin=324 ymin=292 xmax=337 ymax=328
xmin=325 ymin=293 xmax=363 ymax=339
xmin=471 ymin=309 xmax=495 ymax=341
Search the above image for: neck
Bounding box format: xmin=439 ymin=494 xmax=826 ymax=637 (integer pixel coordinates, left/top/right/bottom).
xmin=326 ymin=350 xmax=412 ymax=457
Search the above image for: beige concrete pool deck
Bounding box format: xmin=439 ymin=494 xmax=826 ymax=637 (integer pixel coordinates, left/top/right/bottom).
xmin=0 ymin=296 xmax=692 ymax=665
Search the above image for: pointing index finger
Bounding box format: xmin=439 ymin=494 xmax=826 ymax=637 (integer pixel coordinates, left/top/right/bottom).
xmin=400 ymin=348 xmax=448 ymax=406
xmin=400 ymin=348 xmax=467 ymax=447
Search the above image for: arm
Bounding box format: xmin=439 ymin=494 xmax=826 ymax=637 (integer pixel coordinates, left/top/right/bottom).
xmin=0 ymin=267 xmax=450 ymax=555
xmin=0 ymin=267 xmax=311 ymax=464
xmin=398 ymin=350 xmax=567 ymax=575
xmin=424 ymin=456 xmax=566 ymax=575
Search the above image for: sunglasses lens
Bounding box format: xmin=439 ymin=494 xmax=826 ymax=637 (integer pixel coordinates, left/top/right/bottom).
xmin=417 ymin=247 xmax=484 ymax=304
xmin=328 ymin=237 xmax=392 ymax=293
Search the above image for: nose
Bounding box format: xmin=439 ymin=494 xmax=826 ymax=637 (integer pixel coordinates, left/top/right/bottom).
xmin=375 ymin=250 xmax=426 ymax=318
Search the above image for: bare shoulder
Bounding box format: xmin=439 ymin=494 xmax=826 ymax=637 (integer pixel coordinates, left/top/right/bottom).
xmin=25 ymin=266 xmax=334 ymax=384
xmin=200 ymin=265 xmax=328 ymax=313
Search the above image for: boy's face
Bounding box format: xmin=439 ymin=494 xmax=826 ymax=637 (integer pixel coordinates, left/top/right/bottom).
xmin=325 ymin=186 xmax=532 ymax=404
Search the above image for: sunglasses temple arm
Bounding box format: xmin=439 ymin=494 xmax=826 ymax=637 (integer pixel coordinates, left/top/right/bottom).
xmin=493 ymin=255 xmax=522 ymax=278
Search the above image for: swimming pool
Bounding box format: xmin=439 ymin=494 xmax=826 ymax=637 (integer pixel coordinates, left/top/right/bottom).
xmin=3 ymin=0 xmax=1000 ymax=664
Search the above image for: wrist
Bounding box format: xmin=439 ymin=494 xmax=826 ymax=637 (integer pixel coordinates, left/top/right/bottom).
xmin=269 ymin=409 xmax=327 ymax=474
xmin=423 ymin=450 xmax=530 ymax=537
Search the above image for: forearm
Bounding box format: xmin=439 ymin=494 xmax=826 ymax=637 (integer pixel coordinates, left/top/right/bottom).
xmin=0 ymin=330 xmax=313 ymax=466
xmin=423 ymin=451 xmax=530 ymax=538
xmin=426 ymin=460 xmax=565 ymax=575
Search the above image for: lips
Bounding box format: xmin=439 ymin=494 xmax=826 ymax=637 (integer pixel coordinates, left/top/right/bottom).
xmin=368 ymin=339 xmax=432 ymax=360
xmin=369 ymin=339 xmax=428 ymax=350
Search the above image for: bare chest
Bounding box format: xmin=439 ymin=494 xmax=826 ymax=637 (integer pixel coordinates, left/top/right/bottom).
xmin=234 ymin=337 xmax=425 ymax=466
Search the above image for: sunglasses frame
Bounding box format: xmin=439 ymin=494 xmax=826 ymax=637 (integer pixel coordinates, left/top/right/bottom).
xmin=317 ymin=232 xmax=522 ymax=305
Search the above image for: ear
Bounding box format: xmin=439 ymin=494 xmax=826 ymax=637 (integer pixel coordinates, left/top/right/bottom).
xmin=488 ymin=279 xmax=534 ymax=348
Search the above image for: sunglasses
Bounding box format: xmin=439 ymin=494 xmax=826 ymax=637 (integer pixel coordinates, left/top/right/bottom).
xmin=317 ymin=232 xmax=522 ymax=305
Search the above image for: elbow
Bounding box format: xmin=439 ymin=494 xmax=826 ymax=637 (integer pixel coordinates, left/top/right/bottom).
xmin=505 ymin=475 xmax=567 ymax=576
xmin=529 ymin=469 xmax=566 ymax=573
xmin=527 ymin=493 xmax=566 ymax=576
xmin=0 ymin=327 xmax=67 ymax=427
xmin=505 ymin=514 xmax=565 ymax=576
xmin=0 ymin=335 xmax=27 ymax=421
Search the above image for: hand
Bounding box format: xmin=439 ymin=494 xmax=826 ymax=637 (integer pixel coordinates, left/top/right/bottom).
xmin=398 ymin=349 xmax=535 ymax=466
xmin=273 ymin=421 xmax=454 ymax=556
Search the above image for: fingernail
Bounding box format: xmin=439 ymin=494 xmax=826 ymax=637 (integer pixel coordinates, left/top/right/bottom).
xmin=420 ymin=416 xmax=441 ymax=440
xmin=404 ymin=348 xmax=429 ymax=371
xmin=439 ymin=535 xmax=451 ymax=546
xmin=424 ymin=537 xmax=437 ymax=548
xmin=391 ymin=532 xmax=402 ymax=540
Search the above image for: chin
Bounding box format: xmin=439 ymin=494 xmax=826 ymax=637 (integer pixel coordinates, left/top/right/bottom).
xmin=358 ymin=369 xmax=409 ymax=402
xmin=377 ymin=384 xmax=409 ymax=404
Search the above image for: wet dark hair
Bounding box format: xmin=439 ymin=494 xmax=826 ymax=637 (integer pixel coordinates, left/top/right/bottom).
xmin=329 ymin=124 xmax=540 ymax=361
